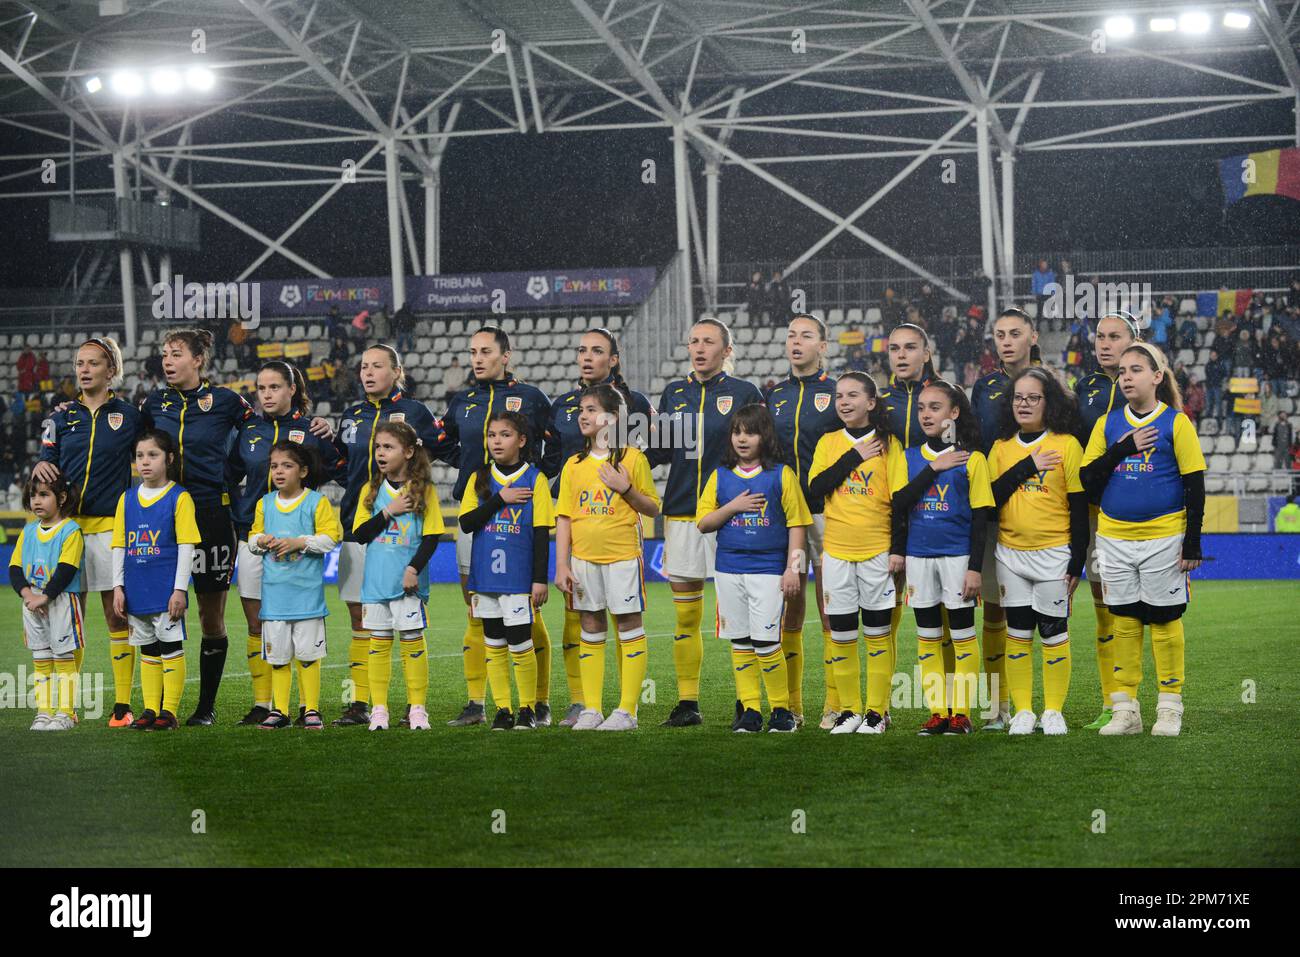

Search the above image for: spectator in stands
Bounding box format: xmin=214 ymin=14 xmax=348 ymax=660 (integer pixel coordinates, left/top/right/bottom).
xmin=932 ymin=307 xmax=958 ymax=366
xmin=879 ymin=286 xmax=904 ymax=332
xmin=844 ymin=340 xmax=868 ymax=372
xmin=767 ymin=270 xmax=791 ymax=325
xmin=441 ymin=355 xmax=467 ymax=403
xmin=1148 ymin=299 xmax=1173 ymax=358
xmin=1286 ymin=277 xmax=1300 ymax=312
xmin=144 ymin=350 xmax=164 ymax=385
xmin=329 ymin=332 xmax=351 ymax=365
xmin=1232 ymin=327 xmax=1258 ymax=377
xmin=1290 ymin=442 xmax=1300 ymax=496
xmin=393 ymin=303 xmax=416 ymax=353
xmin=131 ymin=382 xmax=148 ymax=407
xmin=57 ymin=375 xmax=77 ymax=402
xmin=1177 ymin=314 xmax=1199 ymax=351
xmin=5 ymin=466 xmax=23 ymax=511
xmin=331 ymin=359 xmax=354 ymax=406
xmin=1173 ymin=360 xmax=1190 ymax=395
xmin=371 ymin=304 xmax=392 ymax=341
xmin=1183 ymin=376 xmax=1205 ymax=426
xmin=914 ymin=282 xmax=940 ymax=325
xmin=228 ymin=318 xmax=249 ymax=367
xmin=1064 ymin=332 xmax=1086 ymax=379
xmin=903 ymin=303 xmax=926 ymax=332
xmin=1275 ymin=412 xmax=1294 ymax=471
xmin=1205 ymin=342 xmax=1229 ymax=418
xmin=744 ymin=271 xmax=766 ymax=323
xmin=350 ymin=309 xmax=371 ymax=344
xmin=16 ymin=347 xmax=35 ymax=395
xmin=951 ymin=324 xmax=978 ymax=384
xmin=34 ymin=351 xmax=49 ymax=390
xmin=326 ymin=304 xmax=346 ymax=341
xmin=1276 ymin=495 xmax=1300 ymax=532
xmin=1032 ymin=259 xmax=1056 ymax=329
xmin=978 ymin=339 xmax=998 ymax=376
xmin=1264 ymin=330 xmax=1290 ymax=396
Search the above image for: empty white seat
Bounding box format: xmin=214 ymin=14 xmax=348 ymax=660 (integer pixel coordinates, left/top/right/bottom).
xmin=1198 ymin=434 xmax=1215 ymax=455
xmin=290 ymin=325 xmax=305 ymax=339
xmin=853 ymin=308 xmax=869 ymax=324
xmin=828 ymin=308 xmax=844 ymax=326
xmin=1179 ymin=298 xmax=1197 ymax=315
xmin=1208 ymin=453 xmax=1230 ymax=471
xmin=1229 ymin=453 xmax=1252 ymax=472
xmin=1246 ymin=474 xmax=1269 ymax=492
xmin=1205 ymin=475 xmax=1226 ymax=494
xmin=606 ymin=314 xmax=624 ymax=332
xmin=1213 ymin=435 xmax=1235 ymax=454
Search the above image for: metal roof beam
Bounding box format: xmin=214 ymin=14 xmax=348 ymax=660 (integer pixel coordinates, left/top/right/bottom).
xmin=568 ymin=0 xmax=681 ymax=122
xmin=1255 ymin=0 xmax=1300 ymax=91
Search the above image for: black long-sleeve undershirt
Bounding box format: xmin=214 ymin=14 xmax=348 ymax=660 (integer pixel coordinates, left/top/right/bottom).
xmin=1080 ymin=433 xmax=1139 ymax=495
xmin=352 ymin=508 xmax=439 ymax=574
xmin=1182 ymin=471 xmax=1205 ymax=561
xmin=10 ymin=562 xmax=78 ymax=601
xmin=1067 ymin=491 xmax=1089 ymax=578
xmin=460 ymin=490 xmax=551 ymax=584
xmin=967 ymin=506 xmax=992 ymax=573
xmin=888 ymin=452 xmax=991 ymax=571
xmin=459 ymin=491 xmax=505 ymax=535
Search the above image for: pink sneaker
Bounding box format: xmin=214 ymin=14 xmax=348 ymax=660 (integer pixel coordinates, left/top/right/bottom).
xmin=368 ymin=704 xmax=389 ymax=731
xmin=408 ymin=704 xmax=430 ymax=730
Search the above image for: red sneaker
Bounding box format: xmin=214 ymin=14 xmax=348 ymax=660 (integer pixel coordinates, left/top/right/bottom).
xmin=945 ymin=714 xmax=973 ymax=735
xmin=917 ymin=713 xmax=949 ymax=735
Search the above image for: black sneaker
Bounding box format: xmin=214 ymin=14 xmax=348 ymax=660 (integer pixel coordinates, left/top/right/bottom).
xmin=331 ymin=701 xmax=370 ymax=727
xmin=534 ymin=702 xmax=552 ymax=727
xmin=491 ymin=707 xmax=515 ymax=731
xmin=661 ymin=700 xmax=703 ymax=727
xmin=302 ymin=709 xmax=323 ymax=730
xmin=258 ymin=709 xmax=291 ymax=730
xmin=731 ymin=698 xmax=743 ymax=731
xmin=131 ymin=708 xmax=157 ymax=731
xmin=111 ymin=702 xmax=132 ymax=723
xmin=767 ymin=707 xmax=797 ymax=733
xmin=293 ymin=706 xmax=306 ymax=728
xmin=151 ymin=710 xmax=179 ymax=731
xmin=185 ymin=707 xmax=216 ymax=727
xmin=514 ymin=706 xmax=537 ymax=731
xmin=448 ymin=701 xmax=486 ymax=727
xmin=733 ymin=708 xmax=763 ymax=733
xmin=917 ymin=714 xmax=950 ymax=735
xmin=237 ymin=705 xmax=270 ymax=726
xmin=398 ymin=704 xmax=412 ymax=728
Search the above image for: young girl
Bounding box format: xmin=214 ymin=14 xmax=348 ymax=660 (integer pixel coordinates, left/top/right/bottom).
xmin=11 ymin=473 xmax=85 ymax=731
xmin=988 ymin=368 xmax=1088 ymax=736
xmin=459 ymin=411 xmax=554 ymax=731
xmin=889 ymin=381 xmax=995 ymax=735
xmin=806 ymin=373 xmax=903 ymax=734
xmin=247 ymin=442 xmax=343 ymax=730
xmin=696 ymin=404 xmax=810 ymax=733
xmin=554 ymin=385 xmax=660 ymax=731
xmin=351 ymin=421 xmax=444 ymax=731
xmin=1081 ymin=342 xmax=1205 ymax=737
xmin=111 ymin=430 xmax=201 ymax=731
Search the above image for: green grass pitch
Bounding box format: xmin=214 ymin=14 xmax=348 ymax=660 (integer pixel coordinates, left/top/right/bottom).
xmin=1 ymin=580 xmax=1296 ymax=867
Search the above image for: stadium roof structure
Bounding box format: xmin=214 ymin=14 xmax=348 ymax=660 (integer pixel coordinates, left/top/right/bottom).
xmin=1 ymin=0 xmax=1298 ymax=345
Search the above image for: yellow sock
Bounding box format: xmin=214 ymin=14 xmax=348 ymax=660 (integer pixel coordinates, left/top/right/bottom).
xmin=757 ymin=643 xmax=789 ymax=710
xmin=951 ymin=634 xmax=980 ymax=715
xmin=140 ymin=653 xmax=163 ymax=713
xmin=531 ymin=615 xmax=551 ymax=704
xmin=248 ymin=634 xmax=271 ymax=707
xmin=1005 ymin=631 xmax=1034 ymax=713
xmin=672 ymin=590 xmax=704 ymax=700
xmin=887 ymin=605 xmax=903 ymax=706
xmin=54 ymin=657 xmax=77 ymax=713
xmin=369 ymin=637 xmax=393 ymax=709
xmin=1042 ymin=638 xmax=1072 ymax=712
xmin=511 ymin=645 xmax=538 ymax=710
xmin=271 ymin=662 xmax=292 ymax=714
xmin=613 ymin=611 xmax=624 ymax=686
xmin=940 ymin=609 xmax=955 ymax=685
xmin=299 ymin=659 xmax=321 ymax=712
xmin=1094 ymin=603 xmax=1117 ymax=706
xmin=1150 ymin=619 xmax=1185 ymax=695
xmin=463 ymin=613 xmax=487 ymax=702
xmin=822 ymin=630 xmax=840 ymax=713
xmin=830 ymin=628 xmax=862 ymax=714
xmin=161 ymin=649 xmax=186 ymax=715
xmin=917 ymin=635 xmax=945 ymax=714
xmin=617 ymin=628 xmax=647 ymax=715
xmin=400 ymin=635 xmax=429 ymax=707
xmin=781 ymin=628 xmax=803 ymax=715
xmin=982 ymin=618 xmax=1008 ymax=707
xmin=1110 ymin=615 xmax=1144 ymax=700
xmin=71 ymin=648 xmax=82 ymax=712
xmin=109 ymin=630 xmax=134 ymax=706
xmin=578 ymin=631 xmax=606 ymax=713
xmin=731 ymin=644 xmax=762 ymax=712
xmin=486 ymin=642 xmax=513 ymax=712
xmin=32 ymin=657 xmax=53 ymax=713
xmin=349 ymin=631 xmax=371 ymax=704
xmin=562 ymin=607 xmax=584 ymax=706
xmin=865 ymin=632 xmax=892 ymax=715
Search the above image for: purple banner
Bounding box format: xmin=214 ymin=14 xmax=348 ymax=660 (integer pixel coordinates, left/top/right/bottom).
xmin=259 ymin=267 xmax=656 ymax=317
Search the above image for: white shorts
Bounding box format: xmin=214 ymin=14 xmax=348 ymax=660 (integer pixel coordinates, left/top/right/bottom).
xmin=363 ymin=593 xmax=428 ymax=636
xmin=663 ymin=518 xmax=716 ymax=581
xmin=1096 ymin=533 xmax=1188 ymax=608
xmin=337 ymin=541 xmax=365 ymax=604
xmin=821 ymin=552 xmax=897 ymax=615
xmin=996 ymin=543 xmax=1071 ymax=617
xmin=471 ymin=592 xmax=535 ymax=628
xmin=456 ymin=527 xmax=472 ymax=577
xmin=570 ymin=556 xmax=645 ymax=614
xmin=980 ymin=524 xmax=1001 ymax=603
xmin=805 ymin=514 xmax=825 ymax=572
xmin=81 ymin=531 xmax=114 ymax=592
xmin=262 ymin=617 xmax=327 ymax=665
xmin=714 ymin=571 xmax=785 ymax=643
xmin=128 ymin=611 xmax=187 ymax=646
xmin=905 ymin=555 xmax=974 ymax=610
xmin=22 ymin=593 xmax=85 ymax=657
xmin=236 ymin=541 xmax=262 ymax=600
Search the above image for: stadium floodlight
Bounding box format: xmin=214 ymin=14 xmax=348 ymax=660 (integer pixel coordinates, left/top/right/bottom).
xmin=1179 ymin=11 xmax=1212 ymax=33
xmin=1223 ymin=11 xmax=1251 ymax=29
xmin=1149 ymin=17 xmax=1177 ymax=31
xmin=185 ymin=66 xmax=215 ymax=91
xmin=1104 ymin=16 xmax=1135 ymax=38
xmin=84 ymin=75 xmax=102 ymax=94
xmin=149 ymin=68 xmax=182 ymax=95
xmin=109 ymin=70 xmax=143 ymax=96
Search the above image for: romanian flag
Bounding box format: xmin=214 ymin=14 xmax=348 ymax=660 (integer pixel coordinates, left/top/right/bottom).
xmin=1196 ymin=289 xmax=1253 ymax=317
xmin=1218 ymin=147 xmax=1300 ymax=204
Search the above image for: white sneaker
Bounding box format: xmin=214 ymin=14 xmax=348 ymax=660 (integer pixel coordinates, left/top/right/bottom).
xmin=855 ymin=710 xmax=886 ymax=734
xmin=1008 ymin=709 xmax=1036 ymax=735
xmin=818 ymin=709 xmax=838 ymax=730
xmin=46 ymin=712 xmax=77 ymax=731
xmin=829 ymin=711 xmax=863 ymax=734
xmin=368 ymin=704 xmax=390 ymax=731
xmin=1151 ymin=693 xmax=1183 ymax=737
xmin=982 ymin=706 xmax=1012 ymax=731
xmin=572 ymin=708 xmax=604 ymax=730
xmin=407 ymin=704 xmax=430 ymax=731
xmin=29 ymin=713 xmax=51 ymax=731
xmin=596 ymin=709 xmax=637 ymax=731
xmin=1099 ymin=697 xmax=1142 ymax=735
xmin=1040 ymin=709 xmax=1068 ymax=736
xmin=557 ymin=702 xmax=584 ymax=728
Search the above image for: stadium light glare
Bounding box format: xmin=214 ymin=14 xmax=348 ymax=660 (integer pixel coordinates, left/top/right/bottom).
xmin=149 ymin=68 xmax=182 ymax=95
xmin=185 ymin=66 xmax=215 ymax=91
xmin=1150 ymin=17 xmax=1177 ymax=31
xmin=1179 ymin=11 xmax=1212 ymax=33
xmin=1104 ymin=16 xmax=1135 ymax=38
xmin=84 ymin=75 xmax=102 ymax=94
xmin=109 ymin=70 xmax=143 ymax=96
xmin=1223 ymin=11 xmax=1251 ymax=29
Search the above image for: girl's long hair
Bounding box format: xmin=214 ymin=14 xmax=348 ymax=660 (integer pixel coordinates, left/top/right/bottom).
xmin=575 ymin=383 xmax=627 ymax=469
xmin=268 ymin=439 xmax=322 ymax=490
xmin=363 ymin=421 xmax=430 ymax=516
xmin=473 ymin=410 xmax=533 ymax=501
xmin=23 ymin=470 xmax=80 ymax=517
xmin=996 ymin=367 xmax=1083 ymax=441
xmin=923 ymin=379 xmax=982 ymax=451
xmin=836 ymin=371 xmax=891 ymax=437
xmin=1123 ymin=342 xmax=1183 ymax=411
xmin=258 ymin=360 xmax=311 ymax=415
xmin=720 ymin=403 xmax=787 ymax=470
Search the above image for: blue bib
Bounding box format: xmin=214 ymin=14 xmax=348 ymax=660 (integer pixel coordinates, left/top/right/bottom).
xmin=1099 ymin=405 xmax=1184 ymax=523
xmin=714 ymin=465 xmax=790 ymax=576
xmin=123 ymin=484 xmax=184 ymax=616
xmin=903 ymin=446 xmax=973 ymax=557
xmin=360 ymin=482 xmax=431 ymax=604
xmin=17 ymin=519 xmax=82 ymax=594
xmin=258 ymin=490 xmax=329 ymax=622
xmin=468 ymin=466 xmax=539 ymax=595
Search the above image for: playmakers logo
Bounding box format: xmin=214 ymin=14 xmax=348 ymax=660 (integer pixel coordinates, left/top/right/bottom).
xmin=50 ymin=887 xmax=151 ymax=937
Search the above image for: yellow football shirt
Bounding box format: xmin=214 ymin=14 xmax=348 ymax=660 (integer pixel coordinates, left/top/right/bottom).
xmin=556 ymin=447 xmax=658 ymax=563
xmin=352 ymin=481 xmax=446 ymax=536
xmin=250 ymin=491 xmax=343 ymax=541
xmin=458 ymin=463 xmax=555 ymax=528
xmin=989 ymin=431 xmax=1083 ymax=550
xmin=111 ymin=483 xmax=201 ymax=547
xmin=696 ymin=462 xmax=813 ymax=530
xmin=808 ymin=429 xmax=898 ymax=562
